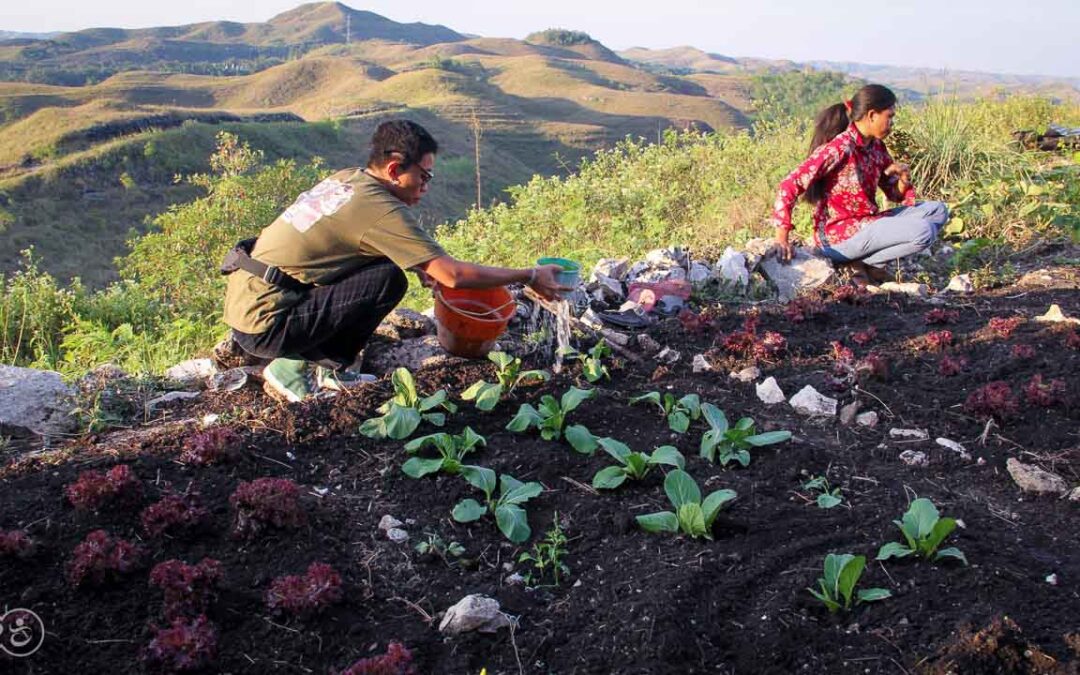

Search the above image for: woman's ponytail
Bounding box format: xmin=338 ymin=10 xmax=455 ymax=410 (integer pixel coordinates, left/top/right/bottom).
xmin=804 ymin=84 xmax=897 ymax=204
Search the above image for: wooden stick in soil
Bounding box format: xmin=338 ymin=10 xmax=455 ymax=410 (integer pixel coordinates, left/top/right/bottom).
xmin=521 ymin=287 xmax=643 ymax=363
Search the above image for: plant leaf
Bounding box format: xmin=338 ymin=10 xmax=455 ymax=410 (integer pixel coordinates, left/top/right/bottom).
xmin=636 ymin=511 xmax=679 ymax=534
xmin=702 ymin=489 xmax=737 ymax=526
xmin=744 ymin=431 xmax=792 ymax=447
xmin=856 ymin=588 xmax=892 ymax=604
xmin=459 ymin=427 xmax=486 ymax=452
xmin=906 ymin=498 xmax=941 ymax=542
xmin=460 ymin=380 xmax=488 ymax=401
xmin=488 ymin=351 xmax=515 ymax=370
xmin=501 ymin=480 xmax=543 ymax=506
xmin=451 ymin=499 xmax=486 ymax=523
xmin=560 ymin=386 xmax=595 ymax=413
xmin=403 ymin=432 xmax=442 ymax=454
xmin=515 ymin=370 xmax=549 ymax=386
xmin=934 ymin=547 xmax=968 ymax=565
xmin=677 ymin=503 xmax=708 ymax=538
xmin=677 ymin=394 xmax=701 ymax=418
xmin=664 ymin=470 xmax=701 ymax=509
xmin=596 ymin=437 xmax=632 ymax=463
xmin=495 ymin=504 xmax=531 ymax=543
xmin=630 ymin=392 xmax=662 ymax=408
xmin=401 ymin=457 xmax=446 ymax=478
xmin=384 ymin=404 xmax=422 ymax=440
xmin=700 ymin=403 xmax=729 ymax=434
xmin=421 ymin=412 xmax=446 ymax=428
xmin=592 ymin=466 xmax=628 ymax=490
xmin=699 ymin=431 xmax=719 ymax=463
xmin=816 ymin=494 xmax=843 ymax=509
xmin=419 ymin=390 xmax=452 ymax=412
xmin=624 ymin=453 xmax=649 ymax=478
xmin=473 ymin=382 xmax=504 ymax=411
xmin=460 ymin=465 xmax=497 ymax=497
xmin=922 ymin=517 xmax=957 ymax=558
xmin=391 ymin=367 xmax=418 ymax=406
xmin=808 ymin=587 xmax=841 ymax=614
xmin=837 ymin=555 xmax=866 ymax=608
xmin=668 ymin=411 xmax=690 ymax=433
xmin=876 ymin=542 xmax=915 ymax=561
xmin=565 ymin=425 xmax=598 ymax=454
xmin=506 ymin=404 xmax=542 ymax=432
xmin=648 ymin=445 xmax=685 ymax=469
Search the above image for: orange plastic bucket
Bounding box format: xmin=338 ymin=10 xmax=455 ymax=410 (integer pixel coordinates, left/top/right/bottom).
xmin=433 ymin=285 xmax=516 ymax=358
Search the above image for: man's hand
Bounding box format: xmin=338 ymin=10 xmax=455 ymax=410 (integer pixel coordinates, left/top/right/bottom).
xmin=885 ymin=162 xmax=912 ymax=195
xmin=772 ymin=229 xmax=795 ymax=264
xmin=413 ymin=268 xmax=435 ymax=288
xmin=528 ymin=264 xmax=571 ymax=301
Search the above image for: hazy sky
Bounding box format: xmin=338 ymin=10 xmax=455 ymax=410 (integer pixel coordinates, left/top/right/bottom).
xmin=5 ymin=0 xmax=1078 ymax=79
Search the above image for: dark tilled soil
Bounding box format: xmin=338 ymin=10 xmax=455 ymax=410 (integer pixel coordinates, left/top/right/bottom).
xmin=2 ymin=278 xmax=1079 ymax=675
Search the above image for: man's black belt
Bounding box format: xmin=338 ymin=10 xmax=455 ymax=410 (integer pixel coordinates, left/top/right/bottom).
xmin=220 ymin=238 xmax=313 ymax=293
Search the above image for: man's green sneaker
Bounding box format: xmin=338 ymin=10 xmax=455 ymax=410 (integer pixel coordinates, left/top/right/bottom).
xmin=262 ymin=358 xmax=314 ymax=403
xmin=316 ymin=366 xmax=377 ymax=392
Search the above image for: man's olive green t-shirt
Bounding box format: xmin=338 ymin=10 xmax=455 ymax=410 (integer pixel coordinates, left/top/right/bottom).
xmin=224 ymin=169 xmax=445 ymax=334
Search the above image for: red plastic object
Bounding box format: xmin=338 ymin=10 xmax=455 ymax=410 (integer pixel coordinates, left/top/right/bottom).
xmin=433 ymin=285 xmax=515 ymax=358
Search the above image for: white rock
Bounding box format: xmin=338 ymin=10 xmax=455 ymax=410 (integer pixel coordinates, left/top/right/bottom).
xmin=879 ymin=282 xmax=929 ymax=298
xmin=756 ymin=377 xmax=786 ymax=405
xmin=856 ymin=411 xmax=879 ymax=428
xmin=598 ymin=328 xmax=630 ymax=347
xmin=145 ymin=391 xmax=200 ymax=413
xmin=0 ymin=365 xmax=76 ymax=437
xmin=758 ymin=248 xmax=835 ymax=302
xmin=1035 ymin=304 xmax=1080 ymax=325
xmin=624 ymin=261 xmax=650 ymax=282
xmin=1068 ymin=487 xmax=1080 ymax=502
xmin=635 ymin=267 xmax=687 ymax=284
xmin=504 ymin=572 xmax=526 ymax=587
xmin=165 ymin=358 xmax=216 ymax=384
xmin=839 ymin=401 xmax=860 ymax=426
xmin=656 ymin=347 xmax=681 ymax=364
xmin=715 ymin=247 xmax=749 ymax=286
xmin=588 ymin=274 xmax=625 ymax=304
xmin=889 ymin=428 xmax=929 ymax=441
xmin=788 ymin=385 xmax=837 ymax=417
xmin=899 ymin=450 xmax=929 ymax=467
xmin=1006 ymin=458 xmax=1069 ymax=496
xmin=645 ymin=247 xmax=689 ymax=268
xmin=1046 ymin=573 xmax=1058 ymax=586
xmin=688 ymin=262 xmax=715 ymax=287
xmin=386 ymin=528 xmax=409 ymax=544
xmin=439 ymin=594 xmax=512 ymax=635
xmin=378 ymin=515 xmax=403 ymax=532
xmin=580 ymin=308 xmax=604 ymax=330
xmin=591 ymin=257 xmax=631 ymax=282
xmin=936 ymin=437 xmax=972 ymax=460
xmin=692 ymin=354 xmax=713 ymax=373
xmin=729 ymin=366 xmax=761 ymax=384
xmin=636 ymin=334 xmax=662 ymax=354
xmin=945 ymin=274 xmax=974 ymax=294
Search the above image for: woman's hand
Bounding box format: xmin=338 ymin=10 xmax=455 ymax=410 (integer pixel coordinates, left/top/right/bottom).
xmin=885 ymin=162 xmax=911 ymax=194
xmin=528 ymin=264 xmax=570 ymax=300
xmin=772 ymin=228 xmax=794 ymax=264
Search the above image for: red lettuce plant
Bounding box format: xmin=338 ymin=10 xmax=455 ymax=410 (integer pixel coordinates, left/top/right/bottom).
xmin=677 ymin=309 xmax=712 ymax=334
xmin=988 ymin=316 xmax=1023 ymax=338
xmin=751 ymin=331 xmax=788 ymax=360
xmin=830 ymin=285 xmax=869 ymax=305
xmin=67 ymin=530 xmax=144 ymax=587
xmin=1023 ymin=375 xmax=1065 ymax=408
xmin=65 ymin=464 xmax=143 ymax=511
xmin=924 ymin=309 xmax=959 ymax=325
xmin=855 ymin=353 xmax=889 ymax=381
xmin=784 ymin=296 xmax=825 ymax=323
xmin=0 ymin=529 xmax=36 ymax=558
xmin=150 ymin=559 xmax=223 ymax=620
xmin=829 ymin=341 xmax=854 ymax=364
xmin=717 ymin=313 xmax=785 ymax=360
xmin=180 ymin=427 xmax=243 ymax=466
xmin=850 ymin=326 xmax=877 ymax=346
xmin=338 ymin=642 xmax=418 ymax=675
xmin=938 ymin=355 xmax=968 ymax=377
xmin=1010 ymin=344 xmax=1036 ymax=360
xmin=964 ymin=382 xmax=1020 ymax=420
xmin=230 ymin=478 xmax=305 ymax=538
xmin=142 ymin=615 xmax=217 ymax=673
xmin=266 ymin=562 xmax=343 ymax=616
xmin=141 ymin=493 xmax=211 ymax=538
xmin=921 ymin=330 xmax=953 ymax=352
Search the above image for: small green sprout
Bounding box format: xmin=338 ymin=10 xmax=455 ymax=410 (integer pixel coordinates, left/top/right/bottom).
xmin=461 ymin=352 xmax=549 ymax=411
xmin=560 ymin=341 xmax=612 ymax=383
xmin=636 ymin=470 xmax=737 ymax=540
xmin=360 ymin=368 xmax=456 ymax=440
xmin=629 ymin=391 xmax=702 ymax=433
xmin=591 ymin=438 xmax=685 ymax=490
xmin=803 ymin=475 xmax=844 ymax=509
xmin=401 ymin=427 xmax=486 ymax=478
xmin=518 ymin=513 xmax=570 ymax=587
xmin=876 ymin=498 xmax=967 ymax=565
xmin=699 ymin=403 xmax=791 ymax=467
xmin=414 ymin=533 xmax=466 ymax=561
xmin=808 ymin=553 xmax=891 ymax=613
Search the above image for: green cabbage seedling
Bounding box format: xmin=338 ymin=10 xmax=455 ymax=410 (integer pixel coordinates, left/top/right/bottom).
xmin=629 ymin=391 xmax=702 ymax=433
xmin=591 ymin=438 xmax=685 ymax=489
xmin=808 ymin=553 xmax=891 ymax=613
xmin=506 ymin=386 xmax=598 ymax=453
xmin=803 ymin=475 xmax=844 ymax=509
xmin=360 ymin=368 xmax=456 ymax=440
xmin=401 ymin=427 xmax=486 ymax=478
xmin=636 ymin=470 xmax=736 ymax=540
xmin=451 ymin=466 xmax=543 ymax=543
xmin=461 ymin=352 xmax=549 ymax=411
xmin=699 ymin=403 xmax=791 ymax=467
xmin=560 ymin=341 xmax=612 ymax=383
xmin=876 ymin=498 xmax=967 ymax=565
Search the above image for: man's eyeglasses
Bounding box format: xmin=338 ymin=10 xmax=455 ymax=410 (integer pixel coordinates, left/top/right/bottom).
xmin=383 ymin=150 xmax=433 ymax=184
xmin=415 ymin=164 xmax=434 ymax=185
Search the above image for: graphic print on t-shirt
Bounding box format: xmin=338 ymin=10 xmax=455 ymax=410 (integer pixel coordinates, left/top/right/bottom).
xmin=282 ymin=178 xmax=354 ymax=233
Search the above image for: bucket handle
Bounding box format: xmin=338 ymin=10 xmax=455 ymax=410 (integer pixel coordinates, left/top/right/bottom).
xmin=434 ymin=287 xmax=517 ymax=321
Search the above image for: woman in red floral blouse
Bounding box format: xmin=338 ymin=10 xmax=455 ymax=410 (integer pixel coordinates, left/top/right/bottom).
xmin=771 ymin=84 xmax=950 ymax=286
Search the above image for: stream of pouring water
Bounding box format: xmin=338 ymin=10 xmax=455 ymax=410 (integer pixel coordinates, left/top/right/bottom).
xmin=526 ymin=297 xmax=573 ymax=374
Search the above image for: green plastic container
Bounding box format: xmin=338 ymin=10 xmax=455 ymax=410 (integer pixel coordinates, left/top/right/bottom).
xmin=537 ymin=257 xmax=581 ymax=292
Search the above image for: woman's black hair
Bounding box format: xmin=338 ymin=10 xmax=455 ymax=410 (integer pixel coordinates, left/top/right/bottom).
xmin=805 ymin=84 xmax=897 ymax=203
xmin=367 ymin=119 xmax=438 ymax=169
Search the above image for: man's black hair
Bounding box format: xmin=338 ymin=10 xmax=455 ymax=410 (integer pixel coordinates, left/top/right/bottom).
xmin=367 ymin=120 xmax=438 ymax=169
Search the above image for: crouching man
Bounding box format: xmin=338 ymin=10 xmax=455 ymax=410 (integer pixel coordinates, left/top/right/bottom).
xmin=222 ymin=120 xmax=565 ymax=402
